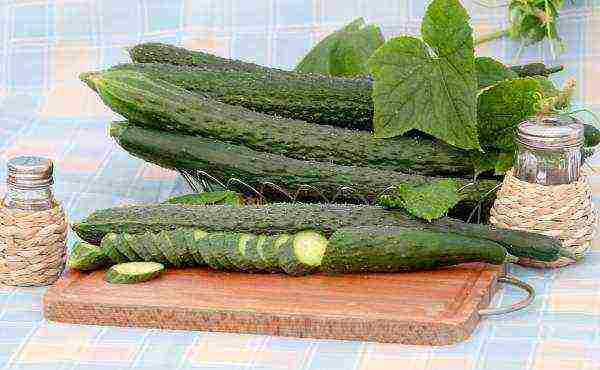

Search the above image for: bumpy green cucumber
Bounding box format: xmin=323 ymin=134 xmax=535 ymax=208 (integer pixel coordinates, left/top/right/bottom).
xmin=127 ymin=233 xmax=155 ymax=262
xmin=203 ymin=233 xmax=228 ymax=271
xmin=216 ymin=233 xmax=240 ymax=271
xmin=171 ymin=229 xmax=196 ymax=267
xmin=165 ymin=191 xmax=244 ymax=206
xmin=189 ymin=230 xmax=208 ymax=266
xmin=278 ymin=231 xmax=328 ymax=276
xmin=262 ymin=235 xmax=289 ymax=273
xmin=198 ymin=232 xmax=221 ymax=269
xmin=322 ymin=227 xmax=507 ymax=274
xmin=109 ymin=122 xmax=497 ymax=208
xmin=100 ymin=233 xmax=129 ymax=264
xmin=68 ymin=242 xmax=112 ymax=271
xmin=245 ymin=235 xmax=268 ymax=272
xmin=225 ymin=233 xmax=255 ymax=272
xmin=74 ymin=203 xmax=564 ymax=263
xmin=116 ymin=234 xmax=142 ymax=262
xmin=81 ymin=70 xmax=474 ymax=177
xmin=105 ymin=262 xmax=165 ymax=284
xmin=154 ymin=231 xmax=183 ymax=267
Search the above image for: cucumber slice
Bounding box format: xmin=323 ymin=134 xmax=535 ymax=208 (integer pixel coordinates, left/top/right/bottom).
xmin=116 ymin=233 xmax=143 ymax=262
xmin=189 ymin=229 xmax=208 ymax=266
xmin=68 ymin=241 xmax=112 ymax=271
xmin=172 ymin=229 xmax=196 ymax=267
xmin=278 ymin=231 xmax=328 ymax=276
xmin=225 ymin=233 xmax=255 ymax=272
xmin=263 ymin=234 xmax=290 ymax=273
xmin=214 ymin=233 xmax=237 ymax=271
xmin=143 ymin=232 xmax=170 ymax=265
xmin=156 ymin=230 xmax=185 ymax=268
xmin=105 ymin=262 xmax=165 ymax=284
xmin=203 ymin=233 xmax=227 ymax=271
xmin=100 ymin=233 xmax=129 ymax=264
xmin=128 ymin=233 xmax=155 ymax=262
xmin=245 ymin=235 xmax=268 ymax=272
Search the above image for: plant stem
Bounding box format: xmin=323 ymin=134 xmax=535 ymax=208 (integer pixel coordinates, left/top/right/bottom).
xmin=474 ymin=29 xmax=510 ymax=46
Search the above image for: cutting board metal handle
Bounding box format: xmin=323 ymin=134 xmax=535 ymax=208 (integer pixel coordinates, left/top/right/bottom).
xmin=478 ymin=274 xmax=535 ymax=317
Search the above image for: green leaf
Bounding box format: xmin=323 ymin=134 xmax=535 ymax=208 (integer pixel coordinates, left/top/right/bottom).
xmin=494 ymin=152 xmax=515 ymax=175
xmin=477 ymin=77 xmax=543 ymax=151
xmin=377 ymin=179 xmax=461 ymax=221
xmin=476 ymin=57 xmax=519 ymax=89
xmin=369 ymin=0 xmax=480 ymax=150
xmin=470 ymin=149 xmax=500 ymax=177
xmin=295 ymin=18 xmax=384 ymax=77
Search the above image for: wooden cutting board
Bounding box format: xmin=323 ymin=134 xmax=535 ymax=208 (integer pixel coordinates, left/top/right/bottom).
xmin=43 ymin=263 xmax=504 ymax=345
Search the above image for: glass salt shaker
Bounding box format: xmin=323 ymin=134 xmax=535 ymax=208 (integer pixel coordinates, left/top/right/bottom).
xmin=0 ymin=156 xmax=68 ymax=286
xmin=514 ymin=115 xmax=584 ymax=185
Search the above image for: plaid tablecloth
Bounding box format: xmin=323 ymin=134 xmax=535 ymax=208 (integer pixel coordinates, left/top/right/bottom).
xmin=1 ymin=0 xmax=600 ymax=369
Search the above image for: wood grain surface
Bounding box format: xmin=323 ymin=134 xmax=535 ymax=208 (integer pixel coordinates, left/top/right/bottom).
xmin=43 ymin=263 xmax=504 ymax=345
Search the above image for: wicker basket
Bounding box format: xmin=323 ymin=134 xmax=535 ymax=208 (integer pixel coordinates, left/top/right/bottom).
xmin=490 ymin=169 xmax=597 ymax=268
xmin=0 ymin=205 xmax=68 ymax=286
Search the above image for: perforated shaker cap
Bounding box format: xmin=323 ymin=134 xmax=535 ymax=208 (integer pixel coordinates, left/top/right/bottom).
xmin=516 ymin=115 xmax=585 ymax=150
xmin=7 ymin=156 xmax=54 ymax=189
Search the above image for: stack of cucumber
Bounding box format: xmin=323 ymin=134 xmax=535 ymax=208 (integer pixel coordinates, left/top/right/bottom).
xmin=79 ymin=43 xmax=598 ymax=215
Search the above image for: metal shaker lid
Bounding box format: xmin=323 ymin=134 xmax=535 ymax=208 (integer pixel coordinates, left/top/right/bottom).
xmin=516 ymin=115 xmax=585 ymax=150
xmin=7 ymin=156 xmax=54 ymax=189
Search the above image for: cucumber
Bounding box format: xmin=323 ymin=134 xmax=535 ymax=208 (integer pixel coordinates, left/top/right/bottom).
xmin=171 ymin=229 xmax=196 ymax=267
xmin=262 ymin=235 xmax=289 ymax=273
xmin=100 ymin=233 xmax=129 ymax=264
xmin=224 ymin=233 xmax=256 ymax=272
xmin=144 ymin=232 xmax=170 ymax=265
xmin=73 ymin=203 xmax=565 ymax=263
xmin=165 ymin=191 xmax=244 ymax=206
xmin=189 ymin=230 xmax=208 ymax=266
xmin=84 ymin=69 xmax=474 ymax=177
xmin=245 ymin=235 xmax=268 ymax=272
xmin=321 ymin=227 xmax=507 ymax=274
xmin=116 ymin=233 xmax=142 ymax=262
xmin=278 ymin=231 xmax=328 ymax=276
xmin=127 ymin=233 xmax=155 ymax=262
xmin=204 ymin=233 xmax=228 ymax=271
xmin=155 ymin=230 xmax=184 ymax=268
xmin=197 ymin=231 xmax=221 ymax=270
xmin=105 ymin=262 xmax=165 ymax=284
xmin=109 ymin=122 xmax=497 ymax=208
xmin=215 ymin=233 xmax=240 ymax=271
xmin=68 ymin=241 xmax=112 ymax=271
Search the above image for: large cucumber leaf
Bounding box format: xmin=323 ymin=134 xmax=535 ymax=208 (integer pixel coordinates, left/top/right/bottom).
xmin=369 ymin=0 xmax=480 ymax=150
xmin=377 ymin=179 xmax=460 ymax=221
xmin=295 ymin=18 xmax=384 ymax=78
xmin=477 ymin=77 xmax=543 ymax=151
xmin=476 ymin=57 xmax=518 ymax=89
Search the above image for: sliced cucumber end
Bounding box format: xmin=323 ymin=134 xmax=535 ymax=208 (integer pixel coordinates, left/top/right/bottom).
xmin=294 ymin=231 xmax=328 ymax=267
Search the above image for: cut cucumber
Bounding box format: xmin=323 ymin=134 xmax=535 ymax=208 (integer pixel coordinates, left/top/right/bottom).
xmin=245 ymin=235 xmax=268 ymax=272
xmin=68 ymin=241 xmax=112 ymax=271
xmin=105 ymin=262 xmax=165 ymax=284
xmin=213 ymin=233 xmax=237 ymax=271
xmin=172 ymin=229 xmax=196 ymax=267
xmin=116 ymin=233 xmax=142 ymax=262
xmin=128 ymin=233 xmax=155 ymax=262
xmin=278 ymin=231 xmax=328 ymax=276
xmin=263 ymin=234 xmax=289 ymax=273
xmin=100 ymin=233 xmax=129 ymax=264
xmin=204 ymin=233 xmax=228 ymax=271
xmin=188 ymin=229 xmax=208 ymax=266
xmin=225 ymin=233 xmax=255 ymax=272
xmin=144 ymin=232 xmax=170 ymax=265
xmin=155 ymin=230 xmax=183 ymax=267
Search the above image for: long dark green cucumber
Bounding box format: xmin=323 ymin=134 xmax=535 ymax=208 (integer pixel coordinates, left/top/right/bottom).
xmin=116 ymin=234 xmax=142 ymax=262
xmin=205 ymin=233 xmax=228 ymax=271
xmin=73 ymin=203 xmax=564 ymax=263
xmin=108 ymin=62 xmax=376 ymax=133
xmin=216 ymin=233 xmax=240 ymax=271
xmin=171 ymin=229 xmax=196 ymax=267
xmin=144 ymin=232 xmax=170 ymax=265
xmin=322 ymin=227 xmax=507 ymax=274
xmin=155 ymin=230 xmax=185 ymax=268
xmin=189 ymin=230 xmax=208 ymax=266
xmin=109 ymin=122 xmax=498 ymax=209
xmin=81 ymin=70 xmax=473 ymax=176
xmin=262 ymin=235 xmax=289 ymax=273
xmin=198 ymin=233 xmax=221 ymax=270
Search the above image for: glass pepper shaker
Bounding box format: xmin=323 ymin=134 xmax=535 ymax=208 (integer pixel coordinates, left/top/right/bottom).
xmin=514 ymin=115 xmax=584 ymax=185
xmin=0 ymin=156 xmax=68 ymax=286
